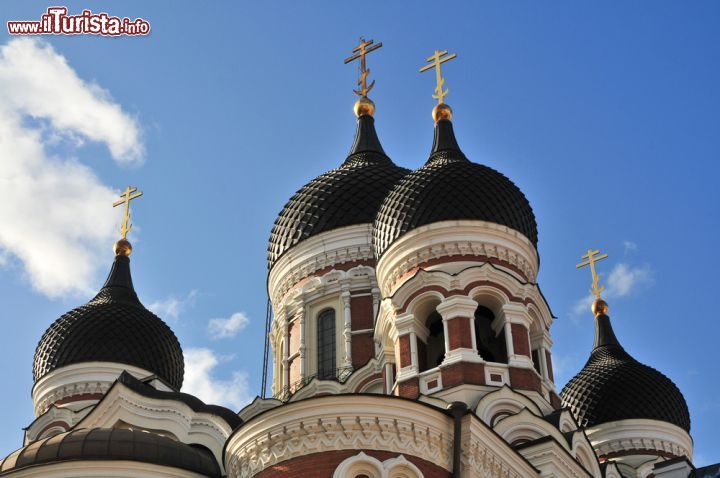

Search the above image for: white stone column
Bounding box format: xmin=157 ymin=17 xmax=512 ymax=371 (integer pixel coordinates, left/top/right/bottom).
xmin=504 ymin=321 xmax=515 ymax=358
xmin=282 ymin=313 xmax=290 ymax=393
xmin=384 ymin=362 xmax=394 ymax=394
xmin=371 ymin=287 xmax=381 ymax=323
xmin=341 ymin=290 xmax=352 ymax=369
xmin=298 ymin=306 xmax=306 ymax=380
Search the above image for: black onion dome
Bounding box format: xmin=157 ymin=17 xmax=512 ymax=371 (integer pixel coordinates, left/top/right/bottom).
xmin=560 ymin=312 xmax=690 ymax=432
xmin=33 ymin=255 xmax=184 ymax=390
xmin=373 ymin=119 xmax=537 ymax=257
xmin=0 ymin=428 xmax=220 ymax=477
xmin=268 ymin=114 xmax=409 ymax=267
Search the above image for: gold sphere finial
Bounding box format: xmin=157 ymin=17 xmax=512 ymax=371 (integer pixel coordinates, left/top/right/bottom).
xmin=354 ymin=97 xmax=375 ymax=117
xmin=114 ymin=239 xmax=132 ymax=257
xmin=591 ymin=298 xmax=608 ymax=317
xmin=432 ymin=103 xmax=453 ymax=122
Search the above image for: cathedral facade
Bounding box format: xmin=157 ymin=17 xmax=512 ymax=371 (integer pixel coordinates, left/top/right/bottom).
xmin=0 ymin=45 xmax=713 ymax=478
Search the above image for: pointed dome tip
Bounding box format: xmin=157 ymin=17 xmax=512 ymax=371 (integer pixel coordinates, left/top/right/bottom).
xmin=348 ymin=107 xmax=386 ymax=157
xmin=430 ymin=114 xmax=463 ymax=157
xmin=102 ymin=250 xmax=135 ymax=290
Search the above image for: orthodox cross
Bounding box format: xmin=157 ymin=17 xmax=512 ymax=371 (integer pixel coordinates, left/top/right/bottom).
xmin=113 ymin=186 xmax=143 ymax=240
xmin=576 ymin=248 xmax=609 ymax=299
xmin=419 ymin=49 xmax=457 ymax=104
xmin=344 ymin=37 xmax=382 ymax=97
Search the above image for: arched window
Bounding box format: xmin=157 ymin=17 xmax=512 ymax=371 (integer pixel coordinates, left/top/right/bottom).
xmin=474 ymin=305 xmax=507 ymax=363
xmin=422 ymin=311 xmax=445 ymax=371
xmin=317 ymin=309 xmax=336 ymax=379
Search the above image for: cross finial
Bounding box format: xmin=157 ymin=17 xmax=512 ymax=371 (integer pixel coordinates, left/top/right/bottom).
xmin=576 ymin=248 xmax=609 ymax=299
xmin=419 ymin=49 xmax=457 ymax=105
xmin=344 ymin=37 xmax=383 ymax=98
xmin=113 ymin=186 xmax=143 ymax=240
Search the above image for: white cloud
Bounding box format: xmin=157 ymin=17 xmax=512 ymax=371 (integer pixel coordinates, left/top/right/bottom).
xmin=208 ymin=312 xmax=250 ymax=339
xmin=182 ymin=348 xmax=252 ymax=410
xmin=623 ymin=240 xmax=638 ymax=254
xmin=0 ymin=38 xmax=144 ymax=298
xmin=571 ymin=262 xmax=652 ymax=316
xmin=148 ymin=290 xmax=198 ymax=321
xmin=606 ymin=263 xmax=652 ymax=297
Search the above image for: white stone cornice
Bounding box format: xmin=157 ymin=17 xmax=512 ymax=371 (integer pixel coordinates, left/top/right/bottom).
xmin=268 ymin=224 xmax=375 ymax=305
xmin=224 ymin=395 xmax=454 ymax=478
xmin=31 ymin=362 xmax=154 ymax=417
xmin=585 ymin=419 xmax=693 ymax=462
xmin=376 ymin=220 xmax=539 ymax=298
xmin=277 ymin=264 xmax=377 ymax=311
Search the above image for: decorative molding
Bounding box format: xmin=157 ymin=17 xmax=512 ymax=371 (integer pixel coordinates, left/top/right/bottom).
xmin=333 ymin=452 xmax=424 ymax=478
xmin=514 ymin=439 xmax=594 ymax=478
xmin=474 ymin=386 xmax=543 ymax=427
xmin=462 ymin=415 xmax=540 ymax=477
xmin=75 ymin=379 xmax=233 ymax=468
xmin=376 ymin=220 xmax=539 ymax=297
xmin=585 ymin=419 xmax=693 ymax=462
xmin=268 ymin=224 xmax=376 ymax=304
xmin=224 ymin=395 xmax=453 ymax=478
xmin=24 ymin=405 xmax=90 ymax=444
xmin=237 ymin=396 xmax=282 ymax=424
xmin=31 ymin=362 xmax=154 ymax=416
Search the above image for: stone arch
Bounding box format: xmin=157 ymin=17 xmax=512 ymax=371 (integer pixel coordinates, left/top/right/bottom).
xmin=333 ymin=452 xmax=384 ymax=478
xmin=468 ymin=286 xmax=509 ymax=363
xmin=475 ymin=386 xmax=543 ymax=426
xmin=572 ymin=434 xmax=601 ymax=477
xmin=384 ymin=455 xmax=423 ymax=478
xmin=406 ymin=293 xmax=444 ymax=373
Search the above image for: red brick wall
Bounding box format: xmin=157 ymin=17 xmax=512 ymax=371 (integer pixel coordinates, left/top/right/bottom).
xmin=255 ymin=449 xmax=450 ymax=478
xmin=446 ymin=317 xmax=472 ymax=349
xmin=351 ymin=295 xmax=374 ymax=330
xmin=441 ymin=361 xmax=485 ymax=387
xmin=399 ymin=335 xmax=411 ymax=367
xmin=352 ymin=334 xmax=374 ymax=368
xmin=398 ymin=377 xmax=420 ymax=399
xmin=509 ymin=366 xmax=541 ymax=393
xmin=511 ymin=323 xmax=530 ymax=357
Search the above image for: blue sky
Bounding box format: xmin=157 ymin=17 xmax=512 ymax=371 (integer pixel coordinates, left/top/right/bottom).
xmin=0 ymin=0 xmax=718 ymax=465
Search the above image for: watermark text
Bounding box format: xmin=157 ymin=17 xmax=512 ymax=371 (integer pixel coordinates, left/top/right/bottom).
xmin=8 ymin=7 xmax=150 ymax=36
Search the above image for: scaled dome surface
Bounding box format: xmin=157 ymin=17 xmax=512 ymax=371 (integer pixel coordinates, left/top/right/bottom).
xmin=373 ymin=120 xmax=537 ymax=257
xmin=268 ymin=115 xmax=409 ymax=268
xmin=560 ymin=313 xmax=690 ymax=432
xmin=33 ymin=255 xmax=184 ymax=390
xmin=0 ymin=428 xmax=220 ymax=477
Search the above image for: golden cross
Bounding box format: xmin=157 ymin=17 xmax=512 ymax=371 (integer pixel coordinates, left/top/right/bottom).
xmin=112 ymin=186 xmax=143 ymax=240
xmin=576 ymin=248 xmax=609 ymax=299
xmin=344 ymin=37 xmax=383 ymax=97
xmin=419 ymin=49 xmax=457 ymax=104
